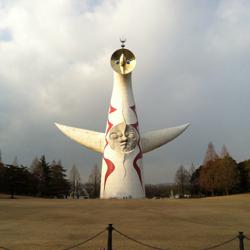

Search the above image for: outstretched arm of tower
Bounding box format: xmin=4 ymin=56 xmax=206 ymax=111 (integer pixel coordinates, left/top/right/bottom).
xmin=141 ymin=123 xmax=190 ymax=154
xmin=55 ymin=123 xmax=105 ymax=153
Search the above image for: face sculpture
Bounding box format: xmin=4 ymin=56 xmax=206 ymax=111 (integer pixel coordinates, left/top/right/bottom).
xmin=111 ymin=48 xmax=136 ymax=75
xmin=108 ymin=123 xmax=139 ymax=153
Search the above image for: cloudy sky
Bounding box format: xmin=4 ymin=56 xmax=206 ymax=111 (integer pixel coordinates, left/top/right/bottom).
xmin=0 ymin=0 xmax=250 ymax=183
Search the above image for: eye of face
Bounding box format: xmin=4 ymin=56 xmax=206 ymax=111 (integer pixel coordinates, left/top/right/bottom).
xmin=126 ymin=60 xmax=130 ymax=64
xmin=117 ymin=131 xmax=122 ymax=137
xmin=110 ymin=133 xmax=118 ymax=139
xmin=126 ymin=132 xmax=136 ymax=140
xmin=115 ymin=60 xmax=119 ymax=65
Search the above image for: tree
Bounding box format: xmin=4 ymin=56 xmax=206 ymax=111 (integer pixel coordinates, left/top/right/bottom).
xmin=30 ymin=156 xmax=42 ymax=195
xmin=199 ymin=160 xmax=218 ymax=196
xmin=30 ymin=157 xmax=40 ymax=173
xmin=199 ymin=142 xmax=220 ymax=196
xmin=175 ymin=165 xmax=190 ymax=197
xmin=50 ymin=160 xmax=70 ymax=198
xmin=214 ymin=156 xmax=238 ymax=195
xmin=5 ymin=165 xmax=34 ymax=198
xmin=12 ymin=156 xmax=18 ymax=167
xmin=88 ymin=164 xmax=101 ymax=198
xmin=189 ymin=163 xmax=196 ymax=176
xmin=190 ymin=166 xmax=203 ymax=195
xmin=38 ymin=155 xmax=51 ymax=197
xmin=220 ymin=145 xmax=229 ymax=158
xmin=199 ymin=155 xmax=238 ymax=196
xmin=69 ymin=165 xmax=81 ymax=198
xmin=145 ymin=184 xmax=173 ymax=198
xmin=203 ymin=142 xmax=218 ymax=165
xmin=237 ymin=160 xmax=250 ymax=193
xmin=0 ymin=161 xmax=7 ymax=193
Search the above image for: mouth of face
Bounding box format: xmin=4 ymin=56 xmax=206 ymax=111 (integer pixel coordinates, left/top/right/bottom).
xmin=120 ymin=141 xmax=127 ymax=147
xmin=120 ymin=142 xmax=135 ymax=153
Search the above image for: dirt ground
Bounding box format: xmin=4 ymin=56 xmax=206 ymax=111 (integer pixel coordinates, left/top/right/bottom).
xmin=0 ymin=194 xmax=250 ymax=250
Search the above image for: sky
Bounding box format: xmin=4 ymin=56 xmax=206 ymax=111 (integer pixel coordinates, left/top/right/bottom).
xmin=0 ymin=0 xmax=250 ymax=184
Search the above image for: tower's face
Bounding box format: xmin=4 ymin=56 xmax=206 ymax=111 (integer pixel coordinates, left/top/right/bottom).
xmin=110 ymin=48 xmax=136 ymax=75
xmin=108 ymin=122 xmax=139 ymax=153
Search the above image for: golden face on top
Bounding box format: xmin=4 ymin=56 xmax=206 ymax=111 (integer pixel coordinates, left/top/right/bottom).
xmin=110 ymin=48 xmax=136 ymax=75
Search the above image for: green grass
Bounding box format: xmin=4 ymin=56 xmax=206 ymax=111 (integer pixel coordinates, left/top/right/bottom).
xmin=0 ymin=194 xmax=250 ymax=250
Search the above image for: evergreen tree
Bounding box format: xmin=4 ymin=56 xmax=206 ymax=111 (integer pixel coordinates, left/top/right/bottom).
xmin=190 ymin=166 xmax=203 ymax=195
xmin=50 ymin=160 xmax=70 ymax=198
xmin=0 ymin=161 xmax=7 ymax=193
xmin=237 ymin=160 xmax=250 ymax=192
xmin=5 ymin=165 xmax=34 ymax=198
xmin=30 ymin=156 xmax=43 ymax=196
xmin=39 ymin=155 xmax=51 ymax=197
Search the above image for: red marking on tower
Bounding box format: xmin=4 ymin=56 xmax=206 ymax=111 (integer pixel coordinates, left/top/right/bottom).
xmin=104 ymin=157 xmax=115 ymax=190
xmin=133 ymin=147 xmax=143 ymax=187
xmin=106 ymin=120 xmax=113 ymax=135
xmin=131 ymin=122 xmax=139 ymax=130
xmin=109 ymin=105 xmax=117 ymax=114
xmin=104 ymin=120 xmax=113 ymax=150
xmin=130 ymin=105 xmax=138 ymax=118
xmin=130 ymin=119 xmax=143 ymax=187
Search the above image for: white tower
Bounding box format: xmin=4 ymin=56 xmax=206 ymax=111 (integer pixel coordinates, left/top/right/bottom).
xmin=55 ymin=40 xmax=189 ymax=199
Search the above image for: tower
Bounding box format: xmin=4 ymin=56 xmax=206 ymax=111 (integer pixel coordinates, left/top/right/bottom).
xmin=55 ymin=40 xmax=189 ymax=199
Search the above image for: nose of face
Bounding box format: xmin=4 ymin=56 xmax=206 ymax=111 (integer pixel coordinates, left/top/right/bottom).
xmin=120 ymin=134 xmax=128 ymax=143
xmin=119 ymin=53 xmax=126 ymax=67
xmin=119 ymin=53 xmax=127 ymax=74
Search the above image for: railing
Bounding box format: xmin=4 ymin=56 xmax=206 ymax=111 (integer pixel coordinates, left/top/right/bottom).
xmin=0 ymin=224 xmax=249 ymax=250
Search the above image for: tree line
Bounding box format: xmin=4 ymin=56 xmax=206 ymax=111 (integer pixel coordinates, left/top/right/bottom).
xmin=0 ymin=155 xmax=101 ymax=199
xmin=190 ymin=143 xmax=250 ymax=196
xmin=146 ymin=143 xmax=250 ymax=198
xmin=1 ymin=143 xmax=249 ymax=199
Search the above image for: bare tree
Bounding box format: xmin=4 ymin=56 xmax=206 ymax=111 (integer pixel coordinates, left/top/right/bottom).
xmin=30 ymin=156 xmax=42 ymax=196
xmin=69 ymin=165 xmax=81 ymax=199
xmin=175 ymin=165 xmax=190 ymax=197
xmin=189 ymin=163 xmax=196 ymax=176
xmin=203 ymin=142 xmax=218 ymax=165
xmin=12 ymin=156 xmax=18 ymax=167
xmin=30 ymin=157 xmax=40 ymax=172
xmin=88 ymin=164 xmax=101 ymax=198
xmin=221 ymin=144 xmax=230 ymax=158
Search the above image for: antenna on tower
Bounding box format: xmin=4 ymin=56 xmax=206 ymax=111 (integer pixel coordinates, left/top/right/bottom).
xmin=120 ymin=36 xmax=126 ymax=48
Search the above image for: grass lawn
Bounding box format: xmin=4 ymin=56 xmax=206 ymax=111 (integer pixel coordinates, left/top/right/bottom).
xmin=0 ymin=194 xmax=250 ymax=250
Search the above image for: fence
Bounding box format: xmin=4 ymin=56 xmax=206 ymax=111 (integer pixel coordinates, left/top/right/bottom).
xmin=0 ymin=224 xmax=249 ymax=250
